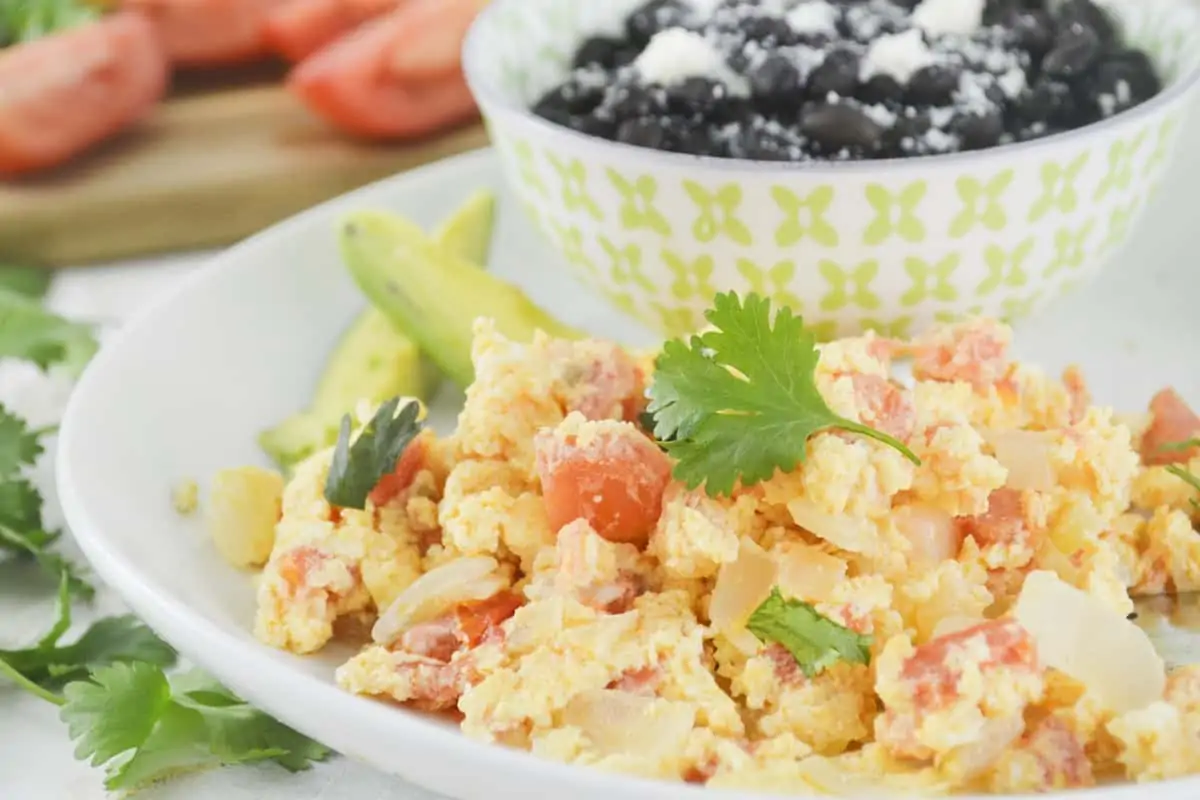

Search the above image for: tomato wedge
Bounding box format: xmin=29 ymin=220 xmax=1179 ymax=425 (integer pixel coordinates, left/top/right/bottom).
xmin=263 ymin=0 xmax=401 ymax=63
xmin=0 ymin=13 xmax=168 ymax=177
xmin=287 ymin=0 xmax=483 ymax=139
xmin=123 ymin=0 xmax=285 ymax=66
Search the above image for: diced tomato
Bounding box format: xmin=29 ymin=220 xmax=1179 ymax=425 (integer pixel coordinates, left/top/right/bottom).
xmin=1142 ymin=388 xmax=1200 ymax=466
xmin=902 ymin=619 xmax=1038 ymax=710
xmin=287 ymin=0 xmax=483 ymax=139
xmin=0 ymin=13 xmax=168 ymax=177
xmin=397 ymin=590 xmax=521 ymax=662
xmin=959 ymin=489 xmax=1032 ymax=552
xmin=263 ymin=0 xmax=401 ymax=62
xmin=367 ymin=435 xmax=427 ymax=507
xmin=607 ymin=665 xmax=663 ymax=695
xmin=455 ymin=590 xmax=522 ymax=648
xmin=535 ymin=423 xmax=673 ymax=548
xmin=1062 ymin=366 xmax=1090 ymax=425
xmin=1019 ymin=718 xmax=1094 ymax=789
xmin=277 ymin=545 xmax=329 ymax=593
xmin=850 ymin=373 xmax=915 ymax=441
xmin=912 ymin=320 xmax=1010 ymax=389
xmin=121 ymin=0 xmax=285 ymax=65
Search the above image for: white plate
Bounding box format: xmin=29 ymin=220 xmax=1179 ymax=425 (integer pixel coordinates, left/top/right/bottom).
xmin=57 ymin=149 xmax=1200 ymax=800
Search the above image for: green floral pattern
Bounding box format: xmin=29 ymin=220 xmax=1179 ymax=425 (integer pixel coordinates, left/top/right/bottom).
xmin=479 ymin=0 xmax=1195 ymax=339
xmin=864 ymin=182 xmax=927 ymax=244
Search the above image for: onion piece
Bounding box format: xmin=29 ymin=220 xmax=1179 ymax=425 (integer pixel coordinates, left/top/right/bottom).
xmin=710 ymin=537 xmax=777 ymax=652
xmin=776 ymin=544 xmax=846 ymax=602
xmin=893 ymin=504 xmax=959 ymax=566
xmin=372 ymin=556 xmax=502 ymax=645
xmin=1013 ymin=571 xmax=1165 ymax=713
xmin=981 ymin=429 xmax=1057 ymax=492
xmin=561 ymin=690 xmax=695 ymax=758
xmin=788 ymin=499 xmax=876 ymax=553
xmin=946 ymin=714 xmax=1025 ymax=779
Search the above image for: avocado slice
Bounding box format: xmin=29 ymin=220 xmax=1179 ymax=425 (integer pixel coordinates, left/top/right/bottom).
xmin=258 ymin=193 xmax=500 ymax=472
xmin=339 ymin=209 xmax=584 ymax=388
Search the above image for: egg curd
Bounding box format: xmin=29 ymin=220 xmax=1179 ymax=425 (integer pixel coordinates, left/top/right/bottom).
xmin=212 ymin=317 xmax=1200 ymax=796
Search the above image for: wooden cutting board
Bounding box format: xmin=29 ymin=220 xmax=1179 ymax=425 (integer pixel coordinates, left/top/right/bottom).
xmin=0 ymin=67 xmax=491 ymax=267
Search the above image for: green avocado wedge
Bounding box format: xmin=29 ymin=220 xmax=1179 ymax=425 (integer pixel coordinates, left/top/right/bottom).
xmin=258 ymin=192 xmax=500 ymax=472
xmin=339 ymin=208 xmax=584 ymax=388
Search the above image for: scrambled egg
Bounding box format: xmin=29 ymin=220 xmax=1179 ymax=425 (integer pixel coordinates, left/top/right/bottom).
xmin=214 ymin=318 xmax=1200 ymax=795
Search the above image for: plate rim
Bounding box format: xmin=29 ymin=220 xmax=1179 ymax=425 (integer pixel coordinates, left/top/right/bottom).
xmin=55 ymin=147 xmax=1200 ymax=800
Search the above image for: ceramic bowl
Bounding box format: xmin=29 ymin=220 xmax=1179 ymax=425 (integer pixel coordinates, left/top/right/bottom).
xmin=464 ymin=0 xmax=1200 ymax=340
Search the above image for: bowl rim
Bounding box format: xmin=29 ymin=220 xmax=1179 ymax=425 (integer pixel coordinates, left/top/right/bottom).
xmin=463 ymin=0 xmax=1200 ymax=174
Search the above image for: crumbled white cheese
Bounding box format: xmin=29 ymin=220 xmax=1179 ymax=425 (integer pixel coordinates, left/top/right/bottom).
xmin=683 ymin=0 xmax=725 ymax=18
xmin=634 ymin=28 xmax=750 ymax=95
xmin=924 ymin=128 xmax=958 ymax=152
xmin=862 ymin=103 xmax=898 ymax=127
xmin=998 ymin=67 xmax=1026 ymax=99
xmin=786 ymin=1 xmax=839 ymax=37
xmin=861 ymin=29 xmax=935 ymax=84
xmin=912 ymin=0 xmax=985 ymax=37
xmin=1116 ymin=79 xmax=1132 ymax=104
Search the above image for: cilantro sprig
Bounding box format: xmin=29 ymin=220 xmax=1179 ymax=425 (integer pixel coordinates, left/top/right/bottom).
xmin=747 ymin=588 xmax=873 ymax=678
xmin=647 ymin=292 xmax=919 ymax=497
xmin=324 ymin=396 xmax=423 ymax=509
xmin=0 ymin=286 xmax=99 ymax=376
xmin=1162 ymin=438 xmax=1200 ymax=509
xmin=0 ymin=0 xmax=99 ymax=46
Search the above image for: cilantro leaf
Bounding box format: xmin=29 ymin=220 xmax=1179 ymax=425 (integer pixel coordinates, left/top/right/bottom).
xmin=61 ymin=664 xmax=331 ymax=791
xmin=647 ymin=292 xmax=919 ymax=497
xmin=0 ymin=404 xmax=43 ymax=476
xmin=0 ymin=476 xmax=93 ymax=598
xmin=0 ymin=287 xmax=98 ymax=375
xmin=0 ymin=265 xmax=52 ymax=300
xmin=746 ymin=588 xmax=873 ymax=678
xmin=324 ymin=396 xmax=423 ymax=509
xmin=0 ymin=0 xmax=97 ymax=45
xmin=0 ymin=573 xmax=174 ymax=694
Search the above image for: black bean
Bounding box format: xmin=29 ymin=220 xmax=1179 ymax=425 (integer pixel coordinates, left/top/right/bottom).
xmin=1056 ymin=0 xmax=1117 ymax=47
xmin=906 ymin=65 xmax=961 ymax=106
xmin=1007 ymin=10 xmax=1055 ymax=60
xmin=955 ymin=111 xmax=1005 ymax=150
xmin=858 ymin=74 xmax=905 ymax=105
xmin=807 ymin=49 xmax=860 ymax=99
xmin=748 ymin=53 xmax=803 ymax=99
xmin=1094 ymin=49 xmax=1163 ymax=104
xmin=625 ymin=0 xmax=689 ymax=46
xmin=742 ymin=13 xmax=801 ymax=46
xmin=800 ymin=103 xmax=885 ymax=151
xmin=568 ymin=114 xmax=617 ymax=138
xmin=616 ymin=117 xmax=672 ymax=149
xmin=572 ymin=37 xmax=627 ymax=70
xmin=1043 ymin=23 xmax=1102 ymax=81
xmin=607 ymin=84 xmax=660 ymax=121
xmin=1018 ymin=78 xmax=1081 ymax=127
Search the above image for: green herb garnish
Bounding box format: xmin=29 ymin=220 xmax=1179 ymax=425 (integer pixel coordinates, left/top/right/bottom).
xmin=324 ymin=396 xmax=423 ymax=509
xmin=646 ymin=292 xmax=919 ymax=497
xmin=746 ymin=588 xmax=873 ymax=678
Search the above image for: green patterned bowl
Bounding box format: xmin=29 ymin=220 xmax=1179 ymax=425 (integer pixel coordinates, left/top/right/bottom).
xmin=464 ymin=0 xmax=1200 ymax=340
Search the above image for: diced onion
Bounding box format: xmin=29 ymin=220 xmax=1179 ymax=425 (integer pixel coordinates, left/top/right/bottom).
xmin=982 ymin=429 xmax=1057 ymax=492
xmin=372 ymin=556 xmax=502 ymax=645
xmin=893 ymin=505 xmax=959 ymax=566
xmin=1014 ymin=571 xmax=1165 ymax=713
xmin=946 ymin=714 xmax=1025 ymax=779
xmin=788 ymin=499 xmax=876 ymax=553
xmin=710 ymin=538 xmax=777 ymax=650
xmin=561 ymin=690 xmax=695 ymax=758
xmin=776 ymin=545 xmax=847 ymax=602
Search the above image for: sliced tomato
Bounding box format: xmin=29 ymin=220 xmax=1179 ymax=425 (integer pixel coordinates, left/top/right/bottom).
xmin=122 ymin=0 xmax=285 ymax=66
xmin=287 ymin=0 xmax=483 ymax=139
xmin=263 ymin=0 xmax=402 ymax=63
xmin=0 ymin=13 xmax=168 ymax=177
xmin=535 ymin=423 xmax=673 ymax=548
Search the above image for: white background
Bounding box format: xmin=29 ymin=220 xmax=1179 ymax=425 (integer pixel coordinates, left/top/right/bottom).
xmin=6 ymin=107 xmax=1200 ymax=796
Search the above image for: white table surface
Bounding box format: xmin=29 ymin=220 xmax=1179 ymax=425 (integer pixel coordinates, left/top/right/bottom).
xmin=6 ymin=116 xmax=1200 ymax=796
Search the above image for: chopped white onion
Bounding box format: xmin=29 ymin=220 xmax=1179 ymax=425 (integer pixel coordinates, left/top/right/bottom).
xmin=1014 ymin=571 xmax=1165 ymax=713
xmin=710 ymin=538 xmax=777 ymax=651
xmin=788 ymin=499 xmax=876 ymax=553
xmin=372 ymin=556 xmax=502 ymax=645
xmin=776 ymin=545 xmax=847 ymax=602
xmin=947 ymin=714 xmax=1025 ymax=778
xmin=982 ymin=429 xmax=1057 ymax=492
xmin=561 ymin=690 xmax=695 ymax=758
xmin=893 ymin=505 xmax=959 ymax=566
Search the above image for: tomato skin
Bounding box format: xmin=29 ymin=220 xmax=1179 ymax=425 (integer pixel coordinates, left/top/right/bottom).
xmin=287 ymin=0 xmax=482 ymax=139
xmin=367 ymin=435 xmax=427 ymax=507
xmin=535 ymin=424 xmax=673 ymax=548
xmin=263 ymin=0 xmax=400 ymax=62
xmin=123 ymin=0 xmax=285 ymax=66
xmin=1142 ymin=388 xmax=1200 ymax=466
xmin=0 ymin=13 xmax=168 ymax=177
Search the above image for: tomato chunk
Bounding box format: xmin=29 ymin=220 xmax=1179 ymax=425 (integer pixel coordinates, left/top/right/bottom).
xmin=0 ymin=13 xmax=168 ymax=177
xmin=123 ymin=0 xmax=285 ymax=66
xmin=263 ymin=0 xmax=401 ymax=62
xmin=367 ymin=435 xmax=427 ymax=507
xmin=1142 ymin=388 xmax=1200 ymax=466
xmin=535 ymin=420 xmax=673 ymax=548
xmin=902 ymin=619 xmax=1038 ymax=710
xmin=287 ymin=0 xmax=482 ymax=139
